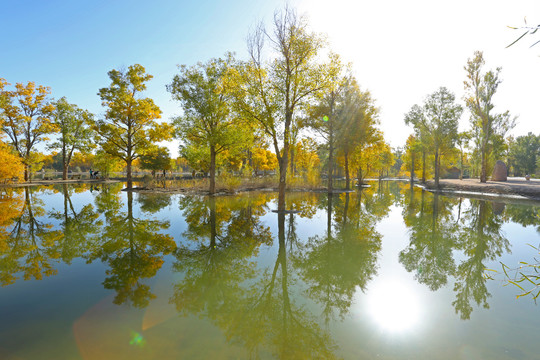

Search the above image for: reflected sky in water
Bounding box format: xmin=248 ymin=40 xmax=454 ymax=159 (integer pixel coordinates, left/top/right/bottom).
xmin=0 ymin=182 xmax=539 ymax=359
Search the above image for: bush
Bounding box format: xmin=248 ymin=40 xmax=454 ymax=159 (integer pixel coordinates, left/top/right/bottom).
xmin=141 ymin=174 xmax=153 ymax=187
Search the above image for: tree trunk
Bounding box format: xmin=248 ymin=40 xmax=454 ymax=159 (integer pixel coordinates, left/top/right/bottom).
xmin=459 ymin=149 xmax=463 ymax=180
xmin=24 ymin=165 xmax=29 ymax=182
xmin=480 ymin=147 xmax=487 ymax=183
xmin=278 ymin=149 xmax=288 ymax=211
xmin=62 ymin=146 xmax=68 ymax=180
xmin=328 ymin=138 xmax=334 ymax=193
xmin=63 ymin=163 xmax=69 ymax=180
xmin=421 ymin=149 xmax=426 ymax=183
xmin=126 ymin=158 xmax=133 ymax=190
xmin=410 ymin=151 xmax=415 ymax=184
xmin=344 ymin=152 xmax=350 ymax=190
xmin=434 ymin=148 xmax=440 ymax=188
xmin=209 ymin=145 xmax=216 ymax=194
xmin=289 ymin=147 xmax=295 ymax=177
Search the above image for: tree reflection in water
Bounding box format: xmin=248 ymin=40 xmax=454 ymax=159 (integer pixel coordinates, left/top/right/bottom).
xmin=49 ymin=184 xmax=102 ymax=265
xmin=171 ymin=193 xmax=339 ymax=359
xmin=0 ymin=187 xmax=63 ymax=286
xmin=453 ymin=199 xmax=509 ymax=319
xmin=86 ymin=189 xmax=176 ymax=308
xmin=399 ymin=189 xmax=458 ymax=291
xmin=296 ymin=190 xmax=383 ymax=322
xmin=399 ymin=187 xmax=510 ymax=319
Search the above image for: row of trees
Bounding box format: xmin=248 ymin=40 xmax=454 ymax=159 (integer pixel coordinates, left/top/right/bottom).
xmin=0 ymin=8 xmax=393 ymax=210
xmin=401 ymin=51 xmax=529 ymax=186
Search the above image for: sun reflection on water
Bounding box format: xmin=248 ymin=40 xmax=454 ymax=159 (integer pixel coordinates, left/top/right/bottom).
xmin=367 ymin=281 xmax=421 ymax=332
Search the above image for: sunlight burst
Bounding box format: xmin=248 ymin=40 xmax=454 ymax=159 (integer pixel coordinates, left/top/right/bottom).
xmin=367 ymin=281 xmax=421 ymax=332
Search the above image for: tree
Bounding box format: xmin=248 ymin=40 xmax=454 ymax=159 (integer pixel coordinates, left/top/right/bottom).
xmin=424 ymin=87 xmax=462 ymax=187
xmin=96 ymin=64 xmax=172 ymax=190
xmin=404 ymin=104 xmax=430 ymax=183
xmin=167 ymin=56 xmax=250 ymax=194
xmin=335 ymin=81 xmax=379 ymax=189
xmin=508 ymin=132 xmax=539 ymax=176
xmin=405 ymin=87 xmax=462 ymax=188
xmin=49 ymin=97 xmax=95 ymax=180
xmin=305 ymin=57 xmax=346 ymax=192
xmin=251 ymin=146 xmax=278 ymax=174
xmin=464 ymin=51 xmax=516 ymax=182
xmin=226 ymin=6 xmax=336 ymax=210
xmin=93 ymin=150 xmax=123 ymax=179
xmin=403 ymin=135 xmax=421 ymax=183
xmin=0 ymin=81 xmax=57 ymax=181
xmin=139 ymin=146 xmax=172 ymax=177
xmin=294 ymin=138 xmax=320 ymax=175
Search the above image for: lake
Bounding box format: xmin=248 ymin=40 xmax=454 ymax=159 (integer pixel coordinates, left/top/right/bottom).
xmin=0 ymin=182 xmax=539 ymax=359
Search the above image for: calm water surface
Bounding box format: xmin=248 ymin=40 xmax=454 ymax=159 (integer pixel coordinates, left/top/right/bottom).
xmin=0 ymin=182 xmax=539 ymax=359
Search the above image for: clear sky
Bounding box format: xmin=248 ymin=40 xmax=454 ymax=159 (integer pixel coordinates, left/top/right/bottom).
xmin=2 ymin=0 xmax=539 ymax=157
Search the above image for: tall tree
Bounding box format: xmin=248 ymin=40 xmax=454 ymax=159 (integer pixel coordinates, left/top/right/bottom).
xmin=305 ymin=57 xmax=346 ymax=193
xmin=403 ymin=135 xmax=421 ymax=184
xmin=464 ymin=51 xmax=515 ymax=182
xmin=167 ymin=56 xmax=249 ymax=194
xmin=96 ymin=64 xmax=171 ymax=190
xmin=226 ymin=6 xmax=337 ymax=210
xmin=335 ymin=81 xmax=379 ymax=190
xmin=456 ymin=131 xmax=471 ymax=180
xmin=49 ymin=97 xmax=95 ymax=180
xmin=405 ymin=87 xmax=462 ymax=188
xmin=0 ymin=81 xmax=57 ymax=181
xmin=424 ymin=87 xmax=462 ymax=188
xmin=404 ymin=105 xmax=429 ymax=183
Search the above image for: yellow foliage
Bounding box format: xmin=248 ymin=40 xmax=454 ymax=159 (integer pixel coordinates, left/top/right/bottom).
xmin=252 ymin=147 xmax=278 ymax=172
xmin=0 ymin=142 xmax=24 ymax=179
xmin=294 ymin=138 xmax=320 ymax=173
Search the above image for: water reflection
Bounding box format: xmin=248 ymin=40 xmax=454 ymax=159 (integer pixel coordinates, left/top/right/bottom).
xmin=172 ymin=194 xmax=338 ymax=359
xmin=399 ymin=187 xmax=511 ymax=319
xmin=0 ymin=187 xmax=63 ymax=285
xmin=453 ymin=199 xmax=509 ymax=319
xmin=85 ymin=190 xmax=176 ymax=308
xmin=399 ymin=190 xmax=458 ymax=291
xmin=49 ymin=184 xmax=102 ymax=264
xmin=1 ymin=182 xmax=540 ymax=358
xmin=296 ymin=192 xmax=383 ymax=322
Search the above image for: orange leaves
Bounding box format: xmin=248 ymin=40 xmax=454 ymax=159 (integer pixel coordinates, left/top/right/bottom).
xmin=0 ymin=141 xmax=23 ymax=178
xmin=0 ymin=81 xmax=57 ymax=179
xmin=252 ymin=147 xmax=278 ymax=172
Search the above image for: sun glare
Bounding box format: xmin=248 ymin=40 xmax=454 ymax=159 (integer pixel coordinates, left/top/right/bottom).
xmin=367 ymin=281 xmax=421 ymax=332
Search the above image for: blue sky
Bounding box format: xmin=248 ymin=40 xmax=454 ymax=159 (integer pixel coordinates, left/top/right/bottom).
xmin=1 ymin=0 xmax=285 ymax=134
xmin=2 ymin=0 xmax=540 ymax=157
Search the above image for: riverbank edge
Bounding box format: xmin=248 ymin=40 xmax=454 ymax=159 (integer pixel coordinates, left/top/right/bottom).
xmin=420 ymin=179 xmax=540 ymax=203
xmin=0 ymin=179 xmax=121 ymax=188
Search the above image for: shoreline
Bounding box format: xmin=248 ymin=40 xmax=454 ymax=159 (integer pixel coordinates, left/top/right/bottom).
xmin=2 ymin=177 xmax=540 ymax=203
xmin=421 ymin=178 xmax=540 ymax=202
xmin=0 ymin=179 xmax=121 ymax=188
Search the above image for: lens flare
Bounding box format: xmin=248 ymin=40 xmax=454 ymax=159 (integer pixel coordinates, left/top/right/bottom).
xmin=130 ymin=332 xmax=146 ymax=347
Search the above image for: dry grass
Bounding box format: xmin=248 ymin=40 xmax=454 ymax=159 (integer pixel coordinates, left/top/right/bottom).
xmin=143 ymin=172 xmax=324 ymax=193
